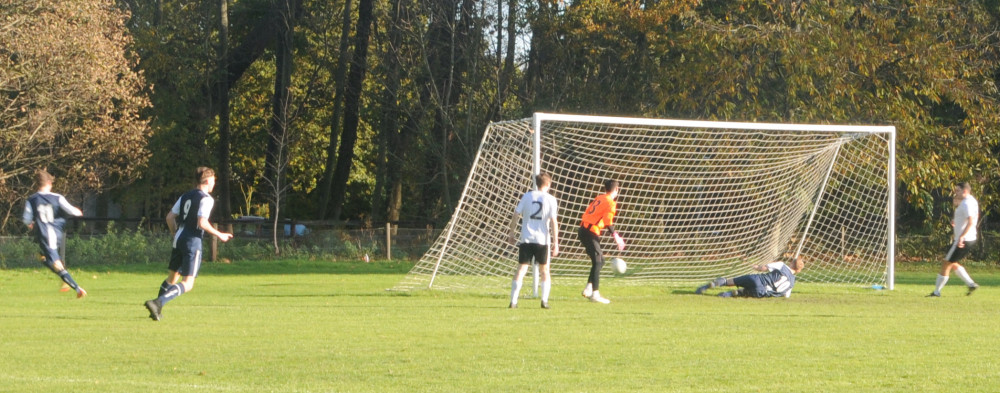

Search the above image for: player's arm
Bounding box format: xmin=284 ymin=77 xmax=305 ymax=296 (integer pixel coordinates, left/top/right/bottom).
xmin=198 ymin=217 xmax=233 ymax=242
xmin=508 ymin=211 xmax=520 ymax=245
xmin=57 ymin=195 xmax=83 ymax=216
xmin=22 ymin=201 xmax=33 ymax=230
xmin=165 ymin=211 xmax=178 ymax=234
xmin=603 ymin=198 xmax=618 ymax=235
xmin=549 ymin=215 xmax=559 ymax=257
xmin=752 ymin=263 xmax=774 ymax=272
xmin=958 ymin=211 xmax=977 ymax=247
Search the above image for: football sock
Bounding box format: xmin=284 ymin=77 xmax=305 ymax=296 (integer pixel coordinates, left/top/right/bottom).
xmin=954 ymin=266 xmax=975 ymax=286
xmin=710 ymin=277 xmax=727 ymax=288
xmin=158 ymin=280 xmax=171 ymax=297
xmin=510 ymin=279 xmax=522 ymax=305
xmin=158 ymin=283 xmax=187 ymax=305
xmin=541 ymin=280 xmax=551 ymax=303
xmin=934 ymin=274 xmax=949 ymax=294
xmin=57 ymin=271 xmax=80 ymax=291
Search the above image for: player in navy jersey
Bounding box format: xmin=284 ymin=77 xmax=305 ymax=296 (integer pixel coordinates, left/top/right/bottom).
xmin=22 ymin=169 xmax=87 ymax=298
xmin=144 ymin=167 xmax=233 ymax=321
xmin=695 ymin=257 xmax=804 ymax=298
xmin=507 ymin=173 xmax=559 ymax=309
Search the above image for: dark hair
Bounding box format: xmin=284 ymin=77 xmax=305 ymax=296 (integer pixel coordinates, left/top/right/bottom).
xmin=956 ymin=182 xmax=972 ymax=192
xmin=196 ymin=167 xmax=215 ymax=185
xmin=535 ymin=173 xmax=552 ymax=189
xmin=35 ymin=169 xmax=54 ymax=187
xmin=603 ymin=179 xmax=619 ymax=192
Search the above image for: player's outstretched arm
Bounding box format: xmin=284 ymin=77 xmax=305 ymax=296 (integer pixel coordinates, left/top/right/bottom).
xmin=199 ymin=217 xmax=233 ymax=242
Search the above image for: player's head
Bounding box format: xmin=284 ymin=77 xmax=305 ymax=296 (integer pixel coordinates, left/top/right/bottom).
xmin=35 ymin=169 xmax=54 ymax=189
xmin=789 ymin=256 xmax=804 ymax=274
xmin=196 ymin=167 xmax=216 ymax=191
xmin=954 ymin=182 xmax=971 ymax=198
xmin=535 ymin=173 xmax=552 ymax=190
xmin=603 ymin=179 xmax=620 ymax=193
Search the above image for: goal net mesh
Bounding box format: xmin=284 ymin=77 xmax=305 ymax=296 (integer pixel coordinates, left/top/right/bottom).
xmin=394 ymin=115 xmax=893 ymax=293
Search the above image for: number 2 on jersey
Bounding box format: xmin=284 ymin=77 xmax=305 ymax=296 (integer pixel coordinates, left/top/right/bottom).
xmin=529 ymin=201 xmax=544 ymax=220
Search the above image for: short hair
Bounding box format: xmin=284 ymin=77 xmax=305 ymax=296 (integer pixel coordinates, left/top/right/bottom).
xmin=603 ymin=179 xmax=620 ymax=192
xmin=35 ymin=169 xmax=54 ymax=187
xmin=196 ymin=167 xmax=215 ymax=185
xmin=790 ymin=256 xmax=805 ymax=274
xmin=956 ymin=182 xmax=972 ymax=192
xmin=534 ymin=173 xmax=552 ymax=189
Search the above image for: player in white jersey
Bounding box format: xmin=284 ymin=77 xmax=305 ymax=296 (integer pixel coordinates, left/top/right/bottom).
xmin=507 ymin=173 xmax=559 ymax=309
xmin=22 ymin=169 xmax=87 ymax=298
xmin=928 ymin=182 xmax=980 ymax=297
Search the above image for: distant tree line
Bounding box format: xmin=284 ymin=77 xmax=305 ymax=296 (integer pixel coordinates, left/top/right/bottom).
xmin=2 ymin=0 xmax=999 ymax=239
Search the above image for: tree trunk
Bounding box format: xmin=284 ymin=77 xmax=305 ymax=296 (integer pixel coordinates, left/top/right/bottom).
xmin=215 ymin=0 xmax=233 ymax=223
xmin=328 ymin=0 xmax=375 ymax=221
xmin=374 ymin=0 xmax=414 ymax=223
xmin=317 ymin=0 xmax=355 ymax=219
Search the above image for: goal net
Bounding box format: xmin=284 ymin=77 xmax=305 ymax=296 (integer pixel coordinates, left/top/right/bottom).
xmin=394 ymin=113 xmax=895 ymax=293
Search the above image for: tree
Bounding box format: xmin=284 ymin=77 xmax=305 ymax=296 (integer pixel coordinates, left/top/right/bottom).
xmin=325 ymin=0 xmax=375 ymax=221
xmin=0 ymin=0 xmax=151 ymax=230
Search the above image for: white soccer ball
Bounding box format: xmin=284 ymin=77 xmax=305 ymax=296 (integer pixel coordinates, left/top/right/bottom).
xmin=610 ymin=257 xmax=627 ymax=274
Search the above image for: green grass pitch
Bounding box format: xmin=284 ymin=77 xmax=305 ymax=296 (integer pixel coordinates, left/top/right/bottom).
xmin=1 ymin=260 xmax=998 ymax=392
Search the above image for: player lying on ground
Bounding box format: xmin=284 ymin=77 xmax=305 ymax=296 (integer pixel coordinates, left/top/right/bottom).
xmin=695 ymin=257 xmax=804 ymax=298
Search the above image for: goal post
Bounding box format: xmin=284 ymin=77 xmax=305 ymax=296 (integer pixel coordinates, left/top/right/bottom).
xmin=394 ymin=113 xmax=896 ymax=293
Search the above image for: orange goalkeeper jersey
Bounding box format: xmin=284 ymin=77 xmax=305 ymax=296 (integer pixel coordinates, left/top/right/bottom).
xmin=580 ymin=193 xmax=616 ymax=236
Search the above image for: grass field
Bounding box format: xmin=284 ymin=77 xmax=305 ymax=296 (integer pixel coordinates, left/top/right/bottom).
xmin=1 ymin=260 xmax=998 ymax=392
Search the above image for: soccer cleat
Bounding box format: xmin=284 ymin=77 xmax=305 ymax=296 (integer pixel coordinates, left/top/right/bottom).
xmin=695 ymin=284 xmax=710 ymax=295
xmin=144 ymin=299 xmax=162 ymax=321
xmin=508 ymin=302 xmax=517 ymax=309
xmin=541 ymin=301 xmax=550 ymax=309
xmin=589 ymin=291 xmax=610 ymax=304
xmin=926 ymin=292 xmax=941 ymax=297
xmin=59 ymin=283 xmax=71 ymax=292
xmin=581 ymin=286 xmax=593 ymax=299
xmin=718 ymin=291 xmax=735 ymax=298
xmin=967 ymin=283 xmax=979 ymax=296
xmin=76 ymin=288 xmax=87 ymax=299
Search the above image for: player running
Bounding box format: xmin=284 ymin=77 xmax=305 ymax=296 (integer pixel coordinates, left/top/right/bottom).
xmin=928 ymin=182 xmax=980 ymax=297
xmin=144 ymin=167 xmax=233 ymax=321
xmin=22 ymin=169 xmax=87 ymax=298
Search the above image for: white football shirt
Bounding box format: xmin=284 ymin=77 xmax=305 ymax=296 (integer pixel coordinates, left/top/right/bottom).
xmin=953 ymin=195 xmax=978 ymax=242
xmin=515 ymin=190 xmax=558 ymax=245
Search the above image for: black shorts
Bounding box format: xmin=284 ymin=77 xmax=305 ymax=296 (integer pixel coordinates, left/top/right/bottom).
xmin=518 ymin=243 xmax=549 ymax=265
xmin=945 ymin=240 xmax=976 ymax=262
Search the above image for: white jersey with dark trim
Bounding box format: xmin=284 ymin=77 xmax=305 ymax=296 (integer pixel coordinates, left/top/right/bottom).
xmin=515 ymin=190 xmax=558 ymax=245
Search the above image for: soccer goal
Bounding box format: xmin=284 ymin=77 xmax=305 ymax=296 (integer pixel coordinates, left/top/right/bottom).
xmin=394 ymin=113 xmax=896 ymax=293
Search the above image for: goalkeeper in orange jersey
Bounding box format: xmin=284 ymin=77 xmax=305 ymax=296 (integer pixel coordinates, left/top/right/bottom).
xmin=578 ymin=179 xmax=623 ymax=304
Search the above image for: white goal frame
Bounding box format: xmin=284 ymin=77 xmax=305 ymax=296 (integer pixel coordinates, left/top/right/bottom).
xmin=396 ymin=113 xmax=896 ymax=293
